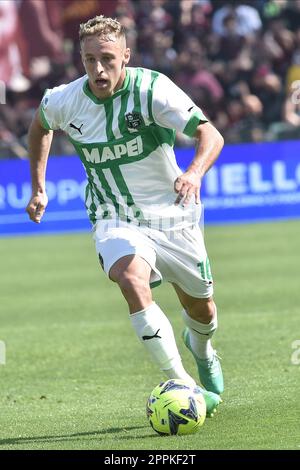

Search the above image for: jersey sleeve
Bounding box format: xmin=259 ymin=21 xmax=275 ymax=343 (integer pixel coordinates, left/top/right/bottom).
xmin=39 ymin=86 xmax=65 ymax=131
xmin=152 ymin=74 xmax=208 ymax=137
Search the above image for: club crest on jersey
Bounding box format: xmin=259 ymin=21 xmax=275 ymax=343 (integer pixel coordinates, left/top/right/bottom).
xmin=125 ymin=112 xmax=143 ymax=130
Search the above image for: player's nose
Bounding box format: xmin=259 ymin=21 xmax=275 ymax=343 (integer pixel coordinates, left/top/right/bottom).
xmin=95 ymin=60 xmax=104 ymax=74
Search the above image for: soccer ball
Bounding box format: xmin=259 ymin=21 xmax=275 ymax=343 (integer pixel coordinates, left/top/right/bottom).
xmin=146 ymin=379 xmax=206 ymax=436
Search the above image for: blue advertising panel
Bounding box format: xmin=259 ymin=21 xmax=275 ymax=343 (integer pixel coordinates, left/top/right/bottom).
xmin=0 ymin=140 xmax=300 ymax=236
xmin=0 ymin=157 xmax=89 ymax=236
xmin=177 ymin=140 xmax=300 ymax=224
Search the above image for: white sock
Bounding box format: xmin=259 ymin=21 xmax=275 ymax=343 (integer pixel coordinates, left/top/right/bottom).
xmin=130 ymin=302 xmax=196 ymax=385
xmin=182 ymin=308 xmax=218 ymax=360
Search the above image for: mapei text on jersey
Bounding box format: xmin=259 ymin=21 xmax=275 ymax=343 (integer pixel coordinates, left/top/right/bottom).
xmin=82 ymin=136 xmax=143 ymax=164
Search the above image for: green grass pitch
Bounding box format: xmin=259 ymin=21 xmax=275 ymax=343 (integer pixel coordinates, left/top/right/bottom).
xmin=0 ymin=220 xmax=299 ymax=450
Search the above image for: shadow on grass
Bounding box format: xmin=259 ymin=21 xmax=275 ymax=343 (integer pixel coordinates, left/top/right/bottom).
xmin=0 ymin=425 xmax=162 ymax=447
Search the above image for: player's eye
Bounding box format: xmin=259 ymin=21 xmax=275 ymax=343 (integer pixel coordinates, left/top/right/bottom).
xmin=86 ymin=57 xmax=95 ymax=63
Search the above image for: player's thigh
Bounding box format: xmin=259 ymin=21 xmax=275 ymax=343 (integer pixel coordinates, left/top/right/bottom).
xmin=93 ymin=220 xmax=161 ymax=285
xmin=156 ymin=225 xmax=214 ymax=299
xmin=109 ymin=254 xmax=152 ymax=284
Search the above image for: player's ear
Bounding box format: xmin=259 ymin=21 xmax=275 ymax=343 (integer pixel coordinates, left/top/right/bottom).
xmin=80 ymin=47 xmax=85 ymax=67
xmin=123 ymin=48 xmax=130 ymax=66
xmin=79 ymin=39 xmax=87 ymax=68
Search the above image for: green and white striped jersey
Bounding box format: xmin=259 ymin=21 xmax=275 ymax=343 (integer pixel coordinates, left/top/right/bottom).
xmin=40 ymin=67 xmax=208 ymax=230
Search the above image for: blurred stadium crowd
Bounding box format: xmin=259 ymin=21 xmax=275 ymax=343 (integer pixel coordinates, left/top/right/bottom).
xmin=0 ymin=0 xmax=300 ymax=158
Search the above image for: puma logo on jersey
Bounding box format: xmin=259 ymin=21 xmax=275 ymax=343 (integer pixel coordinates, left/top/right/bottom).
xmin=82 ymin=136 xmax=143 ymax=164
xmin=70 ymin=122 xmax=83 ymax=134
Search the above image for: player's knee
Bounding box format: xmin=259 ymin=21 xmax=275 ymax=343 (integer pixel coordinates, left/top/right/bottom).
xmin=188 ymin=298 xmax=216 ymax=324
xmin=117 ymin=272 xmax=150 ymax=299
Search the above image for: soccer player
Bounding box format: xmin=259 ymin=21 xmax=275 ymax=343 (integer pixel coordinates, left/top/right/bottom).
xmin=26 ymin=15 xmax=224 ymax=416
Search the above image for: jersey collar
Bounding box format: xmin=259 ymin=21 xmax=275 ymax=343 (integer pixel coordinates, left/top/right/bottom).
xmin=83 ymin=69 xmax=130 ymax=104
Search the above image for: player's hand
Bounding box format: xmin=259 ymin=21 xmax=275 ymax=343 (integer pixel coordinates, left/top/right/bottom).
xmin=174 ymin=170 xmax=201 ymax=206
xmin=26 ymin=193 xmax=48 ymax=223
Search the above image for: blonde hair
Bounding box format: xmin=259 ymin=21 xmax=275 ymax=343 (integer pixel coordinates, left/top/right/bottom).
xmin=79 ymin=15 xmax=125 ymax=43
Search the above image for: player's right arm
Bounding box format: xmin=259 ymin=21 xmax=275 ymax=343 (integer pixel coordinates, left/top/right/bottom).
xmin=26 ymin=109 xmax=53 ymax=223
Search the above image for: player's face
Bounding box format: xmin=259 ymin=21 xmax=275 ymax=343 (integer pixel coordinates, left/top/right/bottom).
xmin=81 ymin=35 xmax=130 ymax=99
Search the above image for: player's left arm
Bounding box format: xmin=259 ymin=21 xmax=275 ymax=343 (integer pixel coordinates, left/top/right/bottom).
xmin=174 ymin=122 xmax=224 ymax=205
xmin=150 ymin=73 xmax=224 ymax=206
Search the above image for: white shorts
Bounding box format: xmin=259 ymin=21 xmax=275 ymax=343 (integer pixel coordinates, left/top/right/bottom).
xmin=93 ymin=220 xmax=213 ymax=298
